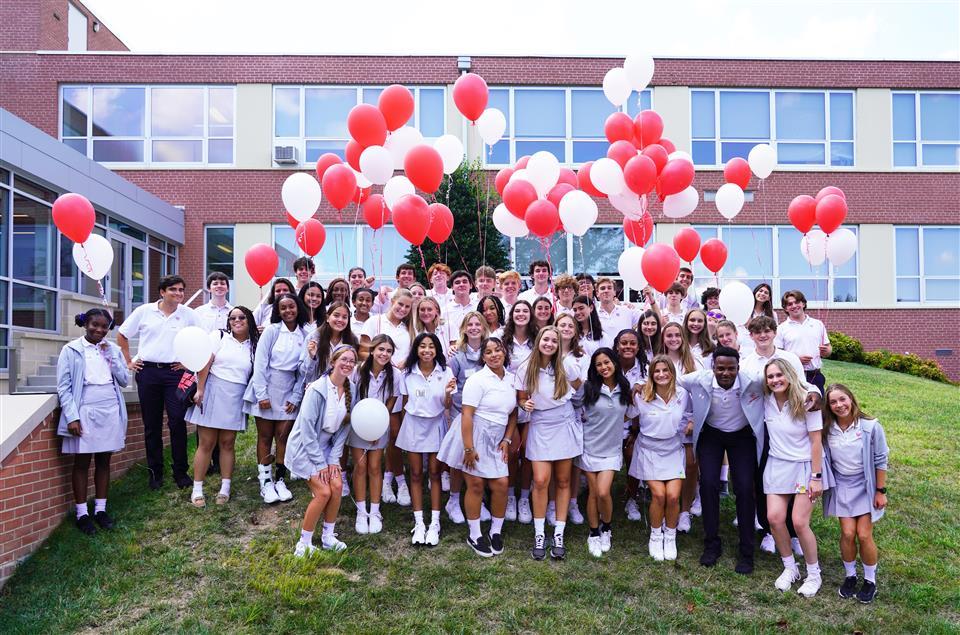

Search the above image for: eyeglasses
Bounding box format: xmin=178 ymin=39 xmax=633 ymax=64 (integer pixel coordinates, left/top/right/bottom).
xmin=706 ymin=311 xmax=725 ymax=320
xmin=228 ymin=315 xmax=247 ymax=322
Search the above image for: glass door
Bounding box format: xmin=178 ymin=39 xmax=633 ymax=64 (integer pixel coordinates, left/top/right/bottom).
xmin=108 ymin=237 xmax=127 ymax=325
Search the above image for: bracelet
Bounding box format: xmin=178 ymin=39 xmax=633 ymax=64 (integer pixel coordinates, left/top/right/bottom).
xmin=810 ymin=477 xmax=822 ymax=481
xmin=501 ymin=437 xmax=512 ymax=445
xmin=464 ymin=447 xmax=474 ymax=454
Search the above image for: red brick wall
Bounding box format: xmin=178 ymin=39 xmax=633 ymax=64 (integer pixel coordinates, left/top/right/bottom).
xmin=1 ymin=0 xmax=127 ymax=52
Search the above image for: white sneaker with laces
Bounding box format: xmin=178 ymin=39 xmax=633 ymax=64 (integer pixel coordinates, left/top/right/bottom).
xmin=260 ymin=480 xmax=280 ymax=504
xmin=411 ymin=522 xmax=426 ymax=545
xmin=355 ymin=512 xmax=369 ymax=535
xmin=368 ymin=512 xmax=383 ymax=534
xmin=587 ymin=535 xmax=603 ymax=558
xmin=321 ymin=533 xmax=347 ymax=552
xmin=480 ymin=503 xmax=491 ymax=522
xmin=441 ymin=471 xmax=451 ymax=492
xmin=677 ymin=511 xmax=692 ymax=533
xmin=775 ymin=567 xmax=801 ymax=592
xmin=425 ymin=522 xmax=441 ymax=546
xmin=546 ymin=501 xmax=557 ymax=526
xmin=648 ymin=529 xmax=664 ymax=561
xmin=505 ymin=495 xmax=518 ymax=521
xmin=381 ymin=479 xmax=397 ymax=504
xmin=690 ymin=493 xmax=702 ymax=517
xmin=517 ymin=497 xmax=533 ymax=524
xmin=761 ymin=533 xmax=776 ymax=553
xmin=445 ymin=498 xmax=465 ymax=524
xmin=341 ymin=479 xmax=350 ymax=498
xmin=625 ymin=498 xmax=642 ymax=521
xmin=294 ymin=541 xmax=317 ymax=558
xmin=663 ymin=530 xmax=678 ymax=561
xmin=791 ymin=537 xmax=804 ymax=556
xmin=274 ymin=478 xmax=293 ymax=502
xmin=568 ymin=501 xmax=584 ymax=525
xmin=797 ymin=574 xmax=822 ymax=598
xmin=600 ymin=529 xmax=612 ymax=553
xmin=396 ymin=482 xmax=412 ymax=507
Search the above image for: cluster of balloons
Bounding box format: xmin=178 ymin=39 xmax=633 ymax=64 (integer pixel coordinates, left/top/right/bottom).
xmin=601 ymin=54 xmax=655 ymax=107
xmin=453 ymin=73 xmax=507 ymax=148
xmin=52 ymin=193 xmax=114 ymax=282
xmin=788 ymin=186 xmax=857 ymax=267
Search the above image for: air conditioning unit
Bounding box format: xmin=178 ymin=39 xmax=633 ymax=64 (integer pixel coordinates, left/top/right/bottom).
xmin=274 ymin=145 xmax=299 ymax=165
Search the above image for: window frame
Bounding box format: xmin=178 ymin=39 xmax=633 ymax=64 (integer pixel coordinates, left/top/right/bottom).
xmin=893 ymin=225 xmax=960 ymax=305
xmin=509 ymin=223 xmax=630 ymax=285
xmin=203 ymin=225 xmax=236 ymax=302
xmin=891 ymin=90 xmax=960 ymax=170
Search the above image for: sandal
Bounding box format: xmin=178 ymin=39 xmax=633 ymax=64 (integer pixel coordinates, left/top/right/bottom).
xmin=215 ymin=493 xmax=230 ymax=505
xmin=191 ymin=494 xmax=206 ymax=508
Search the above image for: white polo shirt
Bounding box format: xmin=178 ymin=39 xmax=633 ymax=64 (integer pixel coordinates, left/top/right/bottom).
xmin=596 ymin=303 xmax=643 ymax=348
xmin=518 ymin=286 xmax=552 ymax=305
xmin=708 ymin=377 xmax=750 ymax=433
xmin=441 ymin=296 xmax=476 ymax=342
xmin=513 ymin=356 xmax=579 ymax=410
xmin=764 ymin=394 xmax=822 ymax=462
xmin=462 ymin=366 xmax=517 ymax=424
xmin=775 ymin=315 xmax=829 ymax=371
xmin=195 ymin=300 xmax=233 ymax=333
xmin=827 ymin=419 xmax=865 ymax=476
xmin=400 ymin=363 xmax=453 ymax=417
xmin=81 ymin=338 xmax=113 ymax=385
xmin=361 ymin=315 xmax=411 ymax=367
xmin=208 ymin=333 xmax=253 ymax=384
xmin=740 ymin=348 xmax=805 ymax=383
xmin=118 ymin=301 xmax=198 ymax=363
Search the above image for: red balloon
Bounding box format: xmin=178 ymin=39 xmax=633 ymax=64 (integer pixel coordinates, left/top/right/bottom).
xmin=700 ymin=238 xmax=728 ymax=273
xmin=642 ymin=144 xmax=669 ymax=174
xmin=787 ymin=195 xmax=817 ymax=234
xmin=547 ymin=183 xmax=575 ymax=208
xmin=378 ymin=85 xmax=415 ymax=132
xmin=623 ymin=154 xmax=657 ymax=195
xmin=815 ymin=194 xmax=847 ymax=235
xmin=634 ymin=110 xmax=664 ymax=148
xmin=295 ymin=219 xmax=327 ymax=256
xmin=604 ymin=112 xmax=635 ymax=144
xmin=577 ymin=162 xmax=606 ymax=198
xmin=515 ymin=155 xmax=531 ymax=170
xmin=404 ymin=145 xmax=444 ymax=194
xmin=557 ymin=167 xmax=578 ymax=188
xmin=322 ymin=163 xmax=358 ymax=210
xmin=723 ymin=157 xmax=751 ymax=190
xmin=284 ymin=211 xmax=301 ymax=230
xmin=347 ymin=104 xmax=387 ymax=148
xmin=815 ymin=186 xmax=846 ymax=202
xmin=495 ymin=168 xmax=515 ymax=196
xmin=345 ymin=140 xmax=363 ymax=172
xmin=673 ymin=227 xmax=701 ymax=263
xmin=452 ymin=73 xmax=488 ymax=122
xmin=52 ymin=193 xmax=95 ymax=244
xmin=607 ymin=140 xmax=638 ymax=169
xmin=623 ymin=213 xmax=654 ymax=247
xmin=362 ymin=194 xmax=391 ymax=230
xmin=352 ymin=185 xmax=372 ymax=205
xmin=502 ymin=179 xmax=538 ymax=219
xmin=658 ymin=137 xmax=676 ymax=154
xmin=641 ymin=244 xmax=681 ymax=293
xmin=427 ymin=203 xmax=454 ymax=243
xmin=525 ymin=200 xmax=560 ymax=237
xmin=315 ymin=153 xmax=342 ymax=182
xmin=658 ymin=159 xmax=695 ymax=197
xmin=392 ymin=194 xmax=431 ymax=246
xmin=244 ymin=243 xmax=279 ymax=287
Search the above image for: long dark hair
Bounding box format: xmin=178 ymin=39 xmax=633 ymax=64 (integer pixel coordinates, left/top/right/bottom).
xmin=357 ymin=334 xmax=396 ymax=401
xmin=502 ymin=300 xmax=538 ymax=358
xmin=573 ymin=294 xmax=603 ymax=342
xmin=298 ymin=281 xmax=327 ymax=325
xmin=753 ymin=282 xmax=775 ymax=319
xmin=477 ymin=294 xmax=505 ymax=328
xmin=270 ymin=292 xmax=309 ymax=327
xmin=404 ymin=332 xmax=448 ymax=374
xmin=480 ymin=336 xmax=511 ymax=370
xmin=312 ymin=301 xmax=360 ymax=376
xmin=325 ymin=278 xmax=351 ymax=308
xmin=615 ymin=328 xmax=649 ymax=380
xmin=582 ymin=347 xmax=632 ymax=407
xmin=267 ymin=278 xmax=295 ymax=304
xmin=637 ymin=309 xmax=661 ymax=357
xmin=224 ymin=305 xmax=259 ymax=365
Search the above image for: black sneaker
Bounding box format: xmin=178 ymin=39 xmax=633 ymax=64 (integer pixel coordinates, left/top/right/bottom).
xmin=467 ymin=535 xmax=493 ymax=558
xmin=856 ymin=580 xmax=877 ymax=604
xmin=174 ymin=473 xmax=193 ymax=489
xmin=838 ymin=575 xmax=859 ymax=599
xmin=734 ymin=557 xmax=754 ymax=575
xmin=148 ymin=473 xmax=163 ymax=491
xmin=489 ymin=533 xmax=503 ymax=555
xmin=75 ymin=515 xmax=96 ymax=535
xmin=94 ymin=511 xmax=114 ymax=530
xmin=531 ymin=534 xmax=546 ymax=560
xmin=699 ymin=549 xmax=721 ymax=567
xmin=550 ymin=534 xmax=566 ymax=561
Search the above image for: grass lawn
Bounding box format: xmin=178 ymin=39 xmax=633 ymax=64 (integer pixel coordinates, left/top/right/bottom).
xmin=1 ymin=360 xmax=958 ymax=633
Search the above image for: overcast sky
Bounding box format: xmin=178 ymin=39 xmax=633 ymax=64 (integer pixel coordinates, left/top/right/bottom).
xmin=83 ymin=0 xmax=959 ymax=60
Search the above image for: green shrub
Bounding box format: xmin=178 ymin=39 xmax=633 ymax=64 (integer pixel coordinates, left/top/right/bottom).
xmin=829 ymin=329 xmax=955 ymax=384
xmin=828 ymin=330 xmax=865 ymax=363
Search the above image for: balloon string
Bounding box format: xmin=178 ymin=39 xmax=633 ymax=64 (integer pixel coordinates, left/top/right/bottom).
xmin=78 ymin=243 xmax=109 ymax=306
xmin=449 ymin=234 xmax=470 ymax=275
xmin=417 ymin=245 xmax=426 ymax=270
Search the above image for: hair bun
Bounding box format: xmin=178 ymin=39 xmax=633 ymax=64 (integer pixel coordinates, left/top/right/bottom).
xmin=74 ymin=312 xmax=86 ymax=327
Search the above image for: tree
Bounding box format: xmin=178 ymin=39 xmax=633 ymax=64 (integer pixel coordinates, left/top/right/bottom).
xmin=404 ymin=159 xmax=510 ymax=283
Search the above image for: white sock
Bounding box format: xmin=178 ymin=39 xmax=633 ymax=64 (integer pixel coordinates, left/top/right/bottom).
xmin=258 ymin=464 xmax=272 ymax=481
xmin=806 ymin=561 xmax=821 ymax=577
xmin=413 ymin=510 xmax=424 ymax=525
xmin=720 ymin=464 xmax=729 ymax=481
xmin=383 ymin=471 xmax=394 ymax=484
xmin=533 ymin=517 xmax=545 ymax=536
xmin=94 ymin=498 xmax=106 ymax=514
xmin=300 ymin=529 xmax=313 ymax=546
xmin=863 ymin=563 xmax=877 ymax=583
xmin=219 ymin=479 xmax=231 ymax=496
xmin=569 ymin=499 xmax=579 ymax=510
xmin=395 ymin=475 xmax=406 ymax=487
xmin=782 ymin=555 xmax=798 ymax=571
xmin=520 ymin=488 xmax=530 ymax=500
xmin=554 ymin=520 xmax=566 ymax=538
xmin=664 ymin=527 xmax=677 ymax=538
xmin=448 ymin=492 xmax=460 ymax=505
xmin=370 ymin=502 xmax=380 ymax=516
xmin=843 ymin=560 xmax=857 ymax=577
xmin=322 ymin=522 xmax=335 ymax=538
xmin=490 ymin=516 xmax=504 ymax=535
xmin=356 ymin=500 xmax=367 ymax=515
xmin=468 ymin=518 xmax=482 ymax=540
xmin=75 ymin=503 xmax=88 ymax=518
xmin=507 ymin=492 xmax=516 ymax=500
xmin=192 ymin=481 xmax=204 ymax=498
xmin=430 ymin=510 xmax=441 ymax=526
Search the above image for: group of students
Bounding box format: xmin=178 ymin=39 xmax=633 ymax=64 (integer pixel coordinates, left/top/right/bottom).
xmin=55 ymin=257 xmax=889 ymax=603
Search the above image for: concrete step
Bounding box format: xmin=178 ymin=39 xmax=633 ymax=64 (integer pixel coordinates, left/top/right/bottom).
xmin=25 ymin=375 xmax=58 ymax=388
xmin=36 ymin=365 xmax=57 ymax=376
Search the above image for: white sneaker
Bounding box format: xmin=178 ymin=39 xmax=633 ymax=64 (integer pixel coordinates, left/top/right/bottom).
xmin=649 ymin=529 xmax=664 ymax=561
xmin=587 ymin=535 xmax=603 ymax=558
xmin=441 ymin=471 xmax=451 ymax=492
xmin=445 ymin=498 xmax=465 ymax=524
xmin=381 ymin=479 xmax=396 ymax=504
xmin=505 ymin=495 xmax=518 ymax=521
xmin=411 ymin=522 xmax=426 ymax=545
xmin=480 ymin=503 xmax=491 ymax=522
xmin=341 ymin=479 xmax=350 ymax=498
xmin=294 ymin=541 xmax=317 ymax=558
xmin=677 ymin=511 xmax=692 ymax=533
xmin=797 ymin=574 xmax=822 ymax=598
xmin=761 ymin=533 xmax=776 ymax=553
xmin=274 ymin=478 xmax=293 ymax=502
xmin=546 ymin=501 xmax=557 ymax=526
xmin=260 ymin=480 xmax=280 ymax=504
xmin=425 ymin=522 xmax=441 ymax=546
xmin=755 ymin=515 xmax=763 ymax=531
xmin=517 ymin=497 xmax=533 ymax=524
xmin=690 ymin=493 xmax=702 ymax=517
xmin=625 ymin=498 xmax=642 ymax=521
xmin=396 ymin=482 xmax=411 ymax=507
xmin=355 ymin=512 xmax=369 ymax=535
xmin=321 ymin=533 xmax=347 ymax=552
xmin=600 ymin=528 xmax=612 ymax=553
xmin=568 ymin=501 xmax=584 ymax=525
xmin=775 ymin=567 xmax=801 ymax=592
xmin=663 ymin=530 xmax=678 ymax=561
xmin=733 ymin=515 xmax=738 ymax=527
xmin=791 ymin=537 xmax=804 ymax=557
xmin=368 ymin=512 xmax=383 ymax=534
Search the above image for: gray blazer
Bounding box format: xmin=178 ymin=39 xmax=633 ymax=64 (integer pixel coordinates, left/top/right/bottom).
xmin=56 ymin=338 xmax=129 ymax=436
xmin=285 ymin=375 xmax=355 ymax=479
xmin=677 ymin=370 xmax=766 ymax=463
xmin=823 ymin=418 xmax=889 ymax=522
xmin=242 ymin=322 xmax=306 ymax=407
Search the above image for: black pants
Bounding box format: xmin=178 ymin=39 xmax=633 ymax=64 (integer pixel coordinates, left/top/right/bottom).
xmin=698 ymin=424 xmax=758 ymax=560
xmin=805 ymin=369 xmax=826 ymax=396
xmin=136 ymin=365 xmax=189 ymax=478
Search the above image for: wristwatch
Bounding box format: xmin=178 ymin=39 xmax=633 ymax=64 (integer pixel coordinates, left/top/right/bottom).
xmin=501 ymin=437 xmax=512 ymax=445
xmin=810 ymin=472 xmax=822 ymax=480
xmin=876 ymin=487 xmax=887 ymax=494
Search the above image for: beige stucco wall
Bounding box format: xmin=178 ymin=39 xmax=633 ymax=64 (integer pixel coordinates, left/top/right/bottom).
xmin=855 ymin=89 xmax=892 ymax=171
xmin=232 ymin=223 xmax=273 ymax=308
xmin=653 ymin=87 xmax=691 ymax=154
xmin=235 ymin=84 xmax=273 ymax=169
xmin=856 ymin=224 xmax=896 ymax=306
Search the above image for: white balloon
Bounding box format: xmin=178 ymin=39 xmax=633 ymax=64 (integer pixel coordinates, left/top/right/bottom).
xmin=558 ymin=190 xmax=598 ymax=237
xmin=800 ymin=229 xmax=828 ymax=266
xmin=353 ymin=168 xmax=372 ymax=189
xmin=383 ymin=175 xmax=415 ymax=209
xmin=748 ymin=143 xmax=776 ymax=179
xmin=476 ymin=108 xmax=507 ymax=146
xmin=72 ymin=234 xmax=113 ymax=280
xmin=609 ymin=191 xmax=644 ymax=219
xmin=602 ymin=67 xmax=631 ymax=106
xmin=281 ymin=172 xmax=322 ymax=222
xmin=384 ymin=126 xmax=424 ymax=170
xmin=662 ymin=186 xmax=699 ymax=218
xmin=715 ymin=183 xmax=745 ymax=220
xmin=351 ymin=398 xmax=390 ymax=442
xmin=826 ymin=228 xmax=858 ymax=266
xmin=492 ymin=203 xmax=529 ymax=238
xmin=174 ymin=326 xmax=214 ymax=373
xmin=667 ymin=150 xmax=694 ymax=165
xmin=526 ymin=151 xmax=561 ymax=198
xmin=617 ymin=246 xmax=647 ymax=291
xmin=433 ymin=135 xmax=464 ymax=175
xmin=359 ymin=145 xmax=393 ymax=185
xmin=719 ymin=281 xmax=755 ymax=327
xmin=590 ymin=158 xmax=626 ymax=196
xmin=509 ymin=168 xmax=530 ymax=184
xmin=623 ymin=54 xmax=655 ymax=91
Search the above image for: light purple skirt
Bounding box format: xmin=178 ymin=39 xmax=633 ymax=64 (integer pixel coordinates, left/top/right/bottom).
xmin=61 ymin=384 xmax=125 ymax=454
xmin=437 ymin=413 xmax=509 ymax=479
xmin=525 ymin=403 xmax=582 ymax=462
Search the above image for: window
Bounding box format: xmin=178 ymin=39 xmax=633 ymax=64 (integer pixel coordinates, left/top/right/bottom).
xmin=273 ymin=86 xmax=446 ymax=165
xmin=691 ymin=89 xmax=854 ymax=167
xmin=205 ymin=226 xmax=235 ymax=279
xmin=778 ymin=227 xmax=858 ymax=303
xmin=514 ymin=234 xmax=568 ymax=279
xmin=511 ymin=225 xmax=630 ymax=285
xmin=895 ymin=226 xmax=960 ymax=302
xmin=12 ymin=194 xmax=56 ymax=287
xmin=12 ymin=284 xmax=56 ymax=330
xmin=60 ymin=85 xmax=236 ymax=165
xmin=893 ymin=92 xmax=960 ymax=167
xmin=484 ymin=88 xmax=652 ymax=166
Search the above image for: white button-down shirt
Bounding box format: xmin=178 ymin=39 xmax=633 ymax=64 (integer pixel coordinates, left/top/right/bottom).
xmin=764 ymin=394 xmax=822 ymax=462
xmin=81 ymin=338 xmax=113 ymax=385
xmin=708 ymin=377 xmax=750 ymax=433
xmin=118 ymin=302 xmax=199 ymax=363
xmin=827 ymin=419 xmax=865 ymax=476
xmin=775 ymin=315 xmax=829 ymax=371
xmin=195 ymin=300 xmax=232 ymax=333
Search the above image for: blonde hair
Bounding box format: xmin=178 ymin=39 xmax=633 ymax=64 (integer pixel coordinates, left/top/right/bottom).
xmin=762 ymin=358 xmax=808 ymax=420
xmin=555 ymin=313 xmax=584 ymax=358
xmin=389 ymin=288 xmax=416 ymax=341
xmin=523 ymin=326 xmax=570 ymax=401
xmin=498 ymin=270 xmax=521 ymax=285
xmin=642 ymin=354 xmax=677 ymax=403
xmin=658 ymin=322 xmax=697 ymax=373
xmin=553 ymin=274 xmax=578 ymax=292
xmin=414 ymin=296 xmax=442 ymax=334
xmin=455 ymin=311 xmax=490 ymax=352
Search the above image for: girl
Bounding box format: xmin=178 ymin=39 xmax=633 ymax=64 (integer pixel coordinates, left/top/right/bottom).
xmin=243 ymin=293 xmax=308 ymax=505
xmin=556 ymin=313 xmax=588 ymax=526
xmin=572 ymin=295 xmax=603 ymax=356
xmin=254 ymin=278 xmax=295 ymax=330
xmin=500 ymin=300 xmax=537 ymax=524
xmin=298 ymin=281 xmax=326 ymax=335
xmin=684 ymin=309 xmax=715 ymax=366
xmin=638 ymin=310 xmax=662 ymax=362
xmin=822 ymin=384 xmax=888 ymax=604
xmin=409 ymin=282 xmax=427 ymax=305
xmin=630 ymin=355 xmax=692 ymax=561
xmin=57 ymin=309 xmax=129 ymax=534
xmin=287 ymin=345 xmax=357 ymax=556
xmin=477 ymin=295 xmax=505 ymax=333
xmin=580 ymin=348 xmax=633 ymax=558
xmin=348 ymin=334 xmax=400 ymax=535
xmin=614 ymin=328 xmax=647 ymax=521
xmin=351 ymin=287 xmax=374 ymax=333
xmin=706 ymin=309 xmax=726 ymax=341
xmin=763 ymin=359 xmax=829 ymax=597
xmin=414 ymin=296 xmax=448 ymax=356
xmin=752 ymin=282 xmax=777 ymax=323
xmin=438 ymin=337 xmax=518 ymax=557
xmin=716 ymin=319 xmax=740 ymax=351
xmin=398 ymin=333 xmax=456 ymax=546
xmin=186 ymin=306 xmax=258 ymax=506
xmin=325 ymin=278 xmax=351 ymax=308
xmin=514 ymin=326 xmax=583 ymax=561
xmin=531 ymin=296 xmax=555 ymax=330
xmin=301 ymin=301 xmax=360 ymax=389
